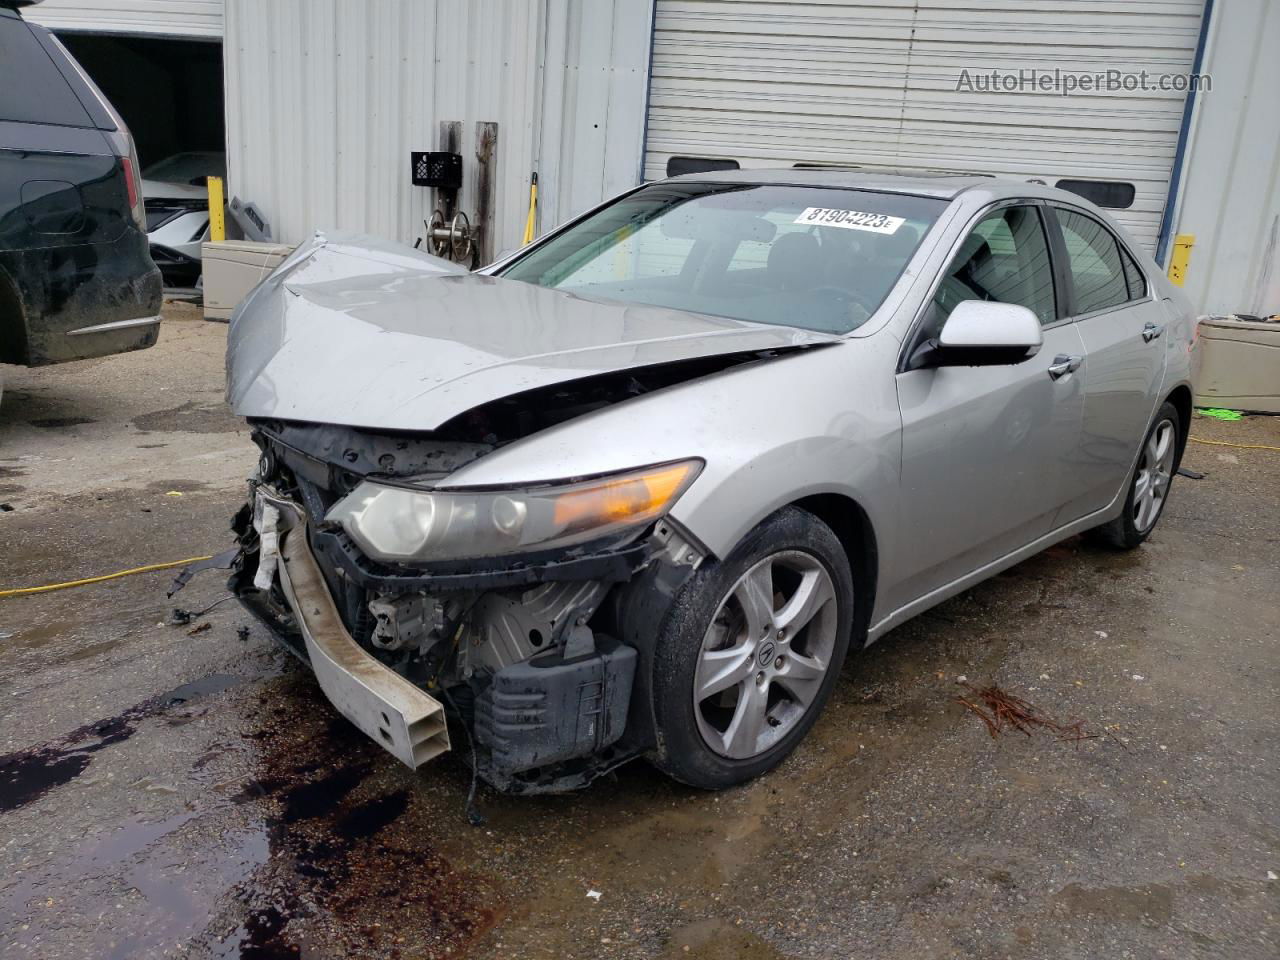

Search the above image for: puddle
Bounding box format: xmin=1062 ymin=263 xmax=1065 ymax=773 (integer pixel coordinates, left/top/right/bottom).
xmin=0 ymin=620 xmax=78 ymax=655
xmin=0 ymin=809 xmax=272 ymax=960
xmin=0 ymin=673 xmax=255 ymax=813
xmin=63 ymin=637 xmax=125 ymax=662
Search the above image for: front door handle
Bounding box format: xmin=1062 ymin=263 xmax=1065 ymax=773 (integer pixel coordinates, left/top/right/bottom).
xmin=1142 ymin=321 xmax=1165 ymax=342
xmin=1047 ymin=354 xmax=1083 ymax=380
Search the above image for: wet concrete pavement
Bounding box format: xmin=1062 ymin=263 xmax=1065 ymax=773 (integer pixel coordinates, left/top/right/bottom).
xmin=1 ymin=307 xmax=1277 ymax=959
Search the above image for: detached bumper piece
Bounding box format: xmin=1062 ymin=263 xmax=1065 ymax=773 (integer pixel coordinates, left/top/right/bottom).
xmin=474 ymin=637 xmax=637 ymax=793
xmin=277 ymin=527 xmax=450 ymax=767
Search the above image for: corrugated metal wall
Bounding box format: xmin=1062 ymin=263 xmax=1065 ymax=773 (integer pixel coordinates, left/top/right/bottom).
xmin=223 ymin=0 xmax=652 ymax=252
xmin=25 ymin=0 xmax=223 ymax=37
xmin=644 ymin=0 xmax=1205 ymax=251
xmin=1173 ymin=0 xmax=1280 ymax=315
xmin=536 ymin=0 xmax=654 ymax=234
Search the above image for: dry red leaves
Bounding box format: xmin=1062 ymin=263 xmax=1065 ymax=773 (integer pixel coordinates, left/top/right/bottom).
xmin=953 ymin=682 xmax=1123 ymax=748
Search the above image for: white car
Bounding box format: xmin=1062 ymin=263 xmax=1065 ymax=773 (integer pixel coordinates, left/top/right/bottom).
xmin=142 ymin=151 xmax=224 ymax=287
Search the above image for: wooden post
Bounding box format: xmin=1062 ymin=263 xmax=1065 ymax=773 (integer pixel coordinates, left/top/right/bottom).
xmin=437 ymin=121 xmax=461 ymax=219
xmin=474 ymin=121 xmax=498 ymax=268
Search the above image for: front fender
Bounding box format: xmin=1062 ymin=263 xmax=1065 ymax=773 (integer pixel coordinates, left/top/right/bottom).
xmin=439 ymin=335 xmax=904 ymax=615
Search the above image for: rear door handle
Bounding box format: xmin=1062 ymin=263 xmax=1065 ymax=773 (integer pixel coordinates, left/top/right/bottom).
xmin=1142 ymin=321 xmax=1165 ymax=342
xmin=1047 ymin=354 xmax=1083 ymax=380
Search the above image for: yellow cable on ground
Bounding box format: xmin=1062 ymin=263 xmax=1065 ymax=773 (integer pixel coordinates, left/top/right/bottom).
xmin=1 ymin=435 xmax=1273 ymax=598
xmin=1188 ymin=436 xmax=1280 ymax=453
xmin=0 ymin=556 xmax=212 ymax=598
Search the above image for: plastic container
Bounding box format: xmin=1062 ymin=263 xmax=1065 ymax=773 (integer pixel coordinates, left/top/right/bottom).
xmin=1193 ymin=315 xmax=1280 ymax=413
xmin=201 ymin=240 xmax=295 ymax=320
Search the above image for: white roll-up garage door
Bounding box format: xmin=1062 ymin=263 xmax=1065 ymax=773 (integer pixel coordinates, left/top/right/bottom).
xmin=25 ymin=0 xmax=222 ymax=39
xmin=645 ymin=0 xmax=1206 ymax=250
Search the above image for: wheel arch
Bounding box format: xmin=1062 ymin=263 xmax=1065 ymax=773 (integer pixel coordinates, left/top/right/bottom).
xmin=1164 ymin=382 xmax=1193 ymax=467
xmin=790 ymin=492 xmax=878 ymax=646
xmin=0 ymin=263 xmax=31 ymax=366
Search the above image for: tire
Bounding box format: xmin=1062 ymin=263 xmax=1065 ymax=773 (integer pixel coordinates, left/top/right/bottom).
xmin=649 ymin=506 xmax=855 ymax=789
xmin=1086 ymin=401 xmax=1182 ymax=550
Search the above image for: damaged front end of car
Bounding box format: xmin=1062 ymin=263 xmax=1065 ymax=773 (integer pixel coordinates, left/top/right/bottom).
xmin=229 ymin=418 xmax=707 ymax=793
xmin=216 ymin=232 xmax=833 ymax=792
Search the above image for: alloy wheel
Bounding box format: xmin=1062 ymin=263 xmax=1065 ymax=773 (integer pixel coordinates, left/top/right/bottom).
xmin=693 ymin=550 xmax=840 ymax=760
xmin=1133 ymin=419 xmax=1176 ymax=532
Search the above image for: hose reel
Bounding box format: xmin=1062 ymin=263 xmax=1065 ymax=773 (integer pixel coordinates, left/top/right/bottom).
xmin=425 ymin=208 xmax=473 ymax=264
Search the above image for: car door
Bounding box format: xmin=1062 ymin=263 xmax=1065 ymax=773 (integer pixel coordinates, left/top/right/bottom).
xmin=889 ymin=202 xmax=1086 ymax=613
xmin=1046 ymin=206 xmax=1168 ymax=520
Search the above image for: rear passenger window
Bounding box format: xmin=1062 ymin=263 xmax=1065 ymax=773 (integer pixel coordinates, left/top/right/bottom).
xmin=1056 ymin=209 xmax=1133 ymax=315
xmin=0 ymin=15 xmax=93 ymax=127
xmin=1119 ymin=244 xmax=1147 ymax=300
xmin=924 ymin=205 xmax=1056 ymax=336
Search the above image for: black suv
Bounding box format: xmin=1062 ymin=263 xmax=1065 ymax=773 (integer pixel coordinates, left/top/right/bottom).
xmin=0 ymin=0 xmax=161 ymax=367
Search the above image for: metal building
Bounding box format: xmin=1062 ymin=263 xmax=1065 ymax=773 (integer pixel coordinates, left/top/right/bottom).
xmin=221 ymin=0 xmax=650 ymax=261
xmin=26 ymin=0 xmax=221 ymax=37
xmin=25 ymin=0 xmax=1280 ymax=316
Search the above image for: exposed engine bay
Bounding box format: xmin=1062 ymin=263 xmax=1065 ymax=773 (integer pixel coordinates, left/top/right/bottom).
xmin=213 ymin=232 xmax=837 ymax=792
xmin=228 ymin=417 xmax=705 ymax=793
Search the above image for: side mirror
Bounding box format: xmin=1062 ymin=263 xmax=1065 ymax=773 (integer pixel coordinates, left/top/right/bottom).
xmin=909 ymin=300 xmax=1043 ymax=369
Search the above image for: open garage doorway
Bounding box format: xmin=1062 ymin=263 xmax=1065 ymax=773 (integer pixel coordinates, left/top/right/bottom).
xmin=57 ymin=33 xmax=225 ymax=289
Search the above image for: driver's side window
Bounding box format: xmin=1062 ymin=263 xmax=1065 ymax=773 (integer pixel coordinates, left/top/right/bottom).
xmin=920 ymin=205 xmax=1057 ymax=341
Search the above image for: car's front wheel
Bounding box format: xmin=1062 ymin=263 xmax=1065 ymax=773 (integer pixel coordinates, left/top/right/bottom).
xmin=1087 ymin=400 xmax=1182 ymax=549
xmin=650 ymin=507 xmax=854 ymax=789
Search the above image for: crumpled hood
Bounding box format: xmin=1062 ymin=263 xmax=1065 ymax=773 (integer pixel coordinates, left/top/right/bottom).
xmin=226 ymin=233 xmax=838 ymax=431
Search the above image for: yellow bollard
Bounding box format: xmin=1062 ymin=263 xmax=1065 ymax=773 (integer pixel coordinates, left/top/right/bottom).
xmin=1167 ymin=233 xmax=1194 ymax=287
xmin=207 ymin=175 xmax=226 ymax=243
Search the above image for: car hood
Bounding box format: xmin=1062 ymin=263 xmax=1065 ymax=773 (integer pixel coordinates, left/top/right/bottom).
xmin=142 ymin=179 xmax=208 ymax=201
xmin=226 ymin=233 xmax=838 ymax=431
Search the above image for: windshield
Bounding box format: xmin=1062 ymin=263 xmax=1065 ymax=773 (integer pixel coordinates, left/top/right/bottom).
xmin=499 ymin=183 xmax=945 ymax=334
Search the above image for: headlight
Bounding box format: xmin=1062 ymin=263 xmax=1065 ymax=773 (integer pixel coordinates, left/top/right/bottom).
xmin=325 ymin=460 xmax=702 ymax=563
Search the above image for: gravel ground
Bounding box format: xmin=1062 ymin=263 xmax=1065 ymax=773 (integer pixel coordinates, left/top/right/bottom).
xmin=0 ymin=306 xmax=1276 ymax=959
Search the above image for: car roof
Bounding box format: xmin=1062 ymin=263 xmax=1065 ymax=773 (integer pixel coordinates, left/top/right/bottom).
xmin=665 ymin=167 xmax=1083 ymax=203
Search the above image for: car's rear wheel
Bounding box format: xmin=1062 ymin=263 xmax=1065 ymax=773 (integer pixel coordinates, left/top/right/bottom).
xmin=650 ymin=507 xmax=854 ymax=789
xmin=1087 ymin=401 xmax=1181 ymax=550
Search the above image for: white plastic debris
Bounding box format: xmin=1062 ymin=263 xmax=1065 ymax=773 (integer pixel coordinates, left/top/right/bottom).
xmin=586 ymin=889 xmax=602 ymax=901
xmin=1095 ymin=630 xmax=1109 ymax=639
xmin=956 ymin=675 xmax=968 ymax=683
xmin=252 ymin=502 xmax=281 ymax=591
xmin=1267 ymin=871 xmax=1277 ymax=881
xmin=1132 ymin=674 xmax=1145 ymax=681
xmin=1039 ymin=673 xmax=1051 ymax=681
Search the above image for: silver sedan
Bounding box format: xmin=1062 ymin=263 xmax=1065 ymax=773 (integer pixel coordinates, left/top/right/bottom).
xmin=224 ymin=170 xmax=1196 ymax=793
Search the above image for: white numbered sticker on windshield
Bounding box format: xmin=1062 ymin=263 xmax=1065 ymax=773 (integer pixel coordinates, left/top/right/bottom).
xmin=794 ymin=207 xmax=904 ymax=234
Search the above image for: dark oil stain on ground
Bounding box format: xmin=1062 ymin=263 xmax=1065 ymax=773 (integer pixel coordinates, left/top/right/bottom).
xmin=28 ymin=416 xmax=97 ymax=429
xmin=132 ymin=400 xmax=244 ymax=435
xmin=145 ymin=477 xmax=212 ymax=494
xmin=217 ymin=696 xmax=502 ymax=959
xmin=0 ymin=672 xmax=249 ymax=813
xmin=215 ymin=906 xmax=296 ymax=960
